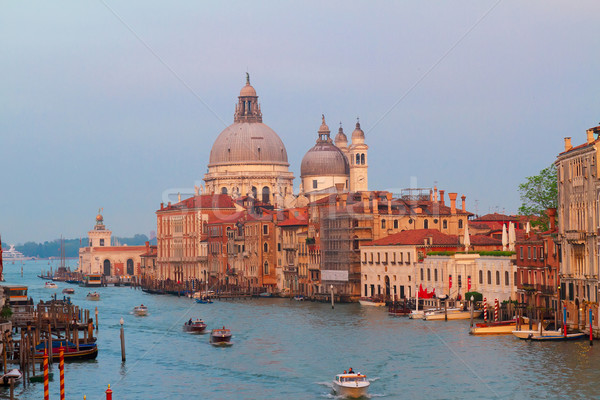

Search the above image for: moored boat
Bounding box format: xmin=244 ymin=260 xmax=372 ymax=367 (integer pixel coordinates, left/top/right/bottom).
xmin=388 ymin=300 xmax=411 ymax=316
xmin=512 ymin=322 xmax=562 ymax=339
xmin=133 ymin=304 xmax=148 ymax=316
xmin=196 ymin=298 xmax=213 ymax=304
xmin=0 ymin=369 xmax=22 ymax=386
xmin=183 ymin=318 xmax=207 ymax=333
xmin=470 ymin=319 xmax=518 ymax=335
xmin=62 ymin=288 xmax=75 ymax=295
xmin=358 ymin=297 xmax=386 ymax=307
xmin=423 ymin=308 xmax=482 ymax=321
xmin=525 ymin=332 xmax=586 ymax=341
xmin=332 ymin=372 xmax=370 ymax=398
xmin=45 ymin=281 xmax=58 ymax=289
xmin=210 ymin=327 xmax=232 ymax=345
xmin=259 ymin=292 xmax=272 ymax=298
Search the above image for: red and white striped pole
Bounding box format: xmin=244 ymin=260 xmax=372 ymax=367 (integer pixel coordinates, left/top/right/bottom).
xmin=59 ymin=346 xmax=65 ymax=400
xmin=483 ymin=297 xmax=488 ymax=322
xmin=43 ymin=350 xmax=49 ymax=400
xmin=494 ymin=299 xmax=499 ymax=322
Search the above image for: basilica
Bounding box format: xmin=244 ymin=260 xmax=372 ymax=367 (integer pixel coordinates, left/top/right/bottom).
xmin=203 ymin=74 xmax=369 ymax=203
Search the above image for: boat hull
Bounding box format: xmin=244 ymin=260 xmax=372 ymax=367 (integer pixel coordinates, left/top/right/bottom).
xmin=358 ymin=298 xmax=386 ymax=307
xmin=183 ymin=322 xmax=207 ymax=333
xmin=332 ymin=382 xmax=370 ymax=398
xmin=423 ymin=310 xmax=482 ymax=320
xmin=526 ymin=332 xmax=586 ymax=341
xmin=512 ymin=329 xmax=562 ymax=339
xmin=210 ymin=329 xmax=232 ymax=345
xmin=35 ymin=346 xmax=98 ymax=361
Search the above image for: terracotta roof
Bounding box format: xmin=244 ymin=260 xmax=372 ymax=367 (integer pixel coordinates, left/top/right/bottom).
xmin=469 ymin=235 xmax=502 ymax=245
xmin=473 ymin=213 xmax=519 ymax=222
xmin=368 ymin=229 xmax=459 ymax=246
xmin=159 ymin=194 xmax=235 ymax=212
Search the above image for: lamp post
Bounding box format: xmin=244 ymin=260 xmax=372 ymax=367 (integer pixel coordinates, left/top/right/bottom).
xmin=470 ymin=295 xmax=475 ymax=328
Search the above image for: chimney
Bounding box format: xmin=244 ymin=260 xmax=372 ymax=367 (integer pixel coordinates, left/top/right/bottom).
xmin=429 ymin=189 xmax=433 ymax=202
xmin=160 ymin=202 xmax=164 ymax=210
xmin=461 ymin=195 xmax=466 ymax=212
xmin=386 ymin=193 xmax=392 ymax=214
xmin=564 ymin=137 xmax=572 ymax=152
xmin=362 ymin=193 xmax=370 ymax=213
xmin=434 ymin=186 xmax=438 ymax=202
xmin=167 ymin=201 xmax=171 ymax=207
xmin=448 ymin=193 xmax=457 ymax=214
xmin=439 ymin=190 xmax=445 ymax=206
xmin=341 ymin=193 xmax=348 ymax=209
xmin=587 ymin=129 xmax=595 ymax=144
xmin=373 ymin=195 xmax=379 ymax=215
xmin=335 ymin=183 xmax=344 ymax=193
xmin=547 ymin=208 xmax=557 ymax=231
xmin=336 ymin=195 xmax=340 ymax=210
xmin=145 ymin=241 xmax=149 ymax=250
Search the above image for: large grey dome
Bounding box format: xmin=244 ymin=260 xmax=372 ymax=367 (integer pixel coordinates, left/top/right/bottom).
xmin=208 ymin=122 xmax=289 ymax=167
xmin=300 ymin=142 xmax=350 ymax=177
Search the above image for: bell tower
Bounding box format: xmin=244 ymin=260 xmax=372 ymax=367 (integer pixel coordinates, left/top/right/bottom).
xmin=349 ymin=119 xmax=368 ymax=192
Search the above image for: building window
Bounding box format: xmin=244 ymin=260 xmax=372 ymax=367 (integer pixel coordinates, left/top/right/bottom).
xmin=427 ymin=269 xmax=431 ymax=281
xmin=221 ymin=187 xmax=228 ymax=195
xmin=496 ymin=271 xmax=500 ymax=285
xmin=443 ymin=220 xmax=447 ymax=229
xmin=479 ymin=270 xmax=483 ymax=284
xmin=356 ymin=154 xmax=360 ymax=164
xmin=263 ymin=225 xmax=268 ymax=235
xmin=533 ymin=247 xmax=537 ymax=260
xmin=434 ymin=269 xmax=438 ymax=281
xmin=424 ymin=219 xmax=429 ymax=229
xmin=458 ymin=220 xmax=463 ymax=229
xmin=505 ymin=271 xmax=509 ymax=286
xmin=420 ymin=268 xmax=424 ymax=281
xmin=381 ymin=219 xmax=386 ymax=229
xmin=394 ymin=220 xmax=398 ymax=229
xmin=487 ymin=271 xmax=491 ymax=284
xmin=312 ymin=180 xmax=318 ymax=189
xmin=100 ymin=239 xmax=105 ymax=246
xmin=361 ymin=153 xmax=365 ymax=165
xmin=277 ymin=243 xmax=281 ymax=252
xmin=520 ymin=246 xmax=523 ymax=260
xmin=528 ymin=247 xmax=531 ymax=259
xmin=263 ymin=243 xmax=268 ymax=252
xmin=264 ymin=261 xmax=269 ymax=275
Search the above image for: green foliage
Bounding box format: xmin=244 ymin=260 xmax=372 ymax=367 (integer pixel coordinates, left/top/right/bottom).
xmin=0 ymin=305 xmax=13 ymax=320
xmin=465 ymin=291 xmax=483 ymax=302
xmin=427 ymin=251 xmax=456 ymax=256
xmin=518 ymin=164 xmax=558 ymax=231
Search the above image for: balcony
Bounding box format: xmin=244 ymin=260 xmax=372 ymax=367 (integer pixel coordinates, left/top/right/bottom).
xmin=284 ymin=265 xmax=298 ymax=274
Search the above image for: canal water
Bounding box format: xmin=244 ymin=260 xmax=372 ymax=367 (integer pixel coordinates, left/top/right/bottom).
xmin=2 ymin=260 xmax=600 ymax=400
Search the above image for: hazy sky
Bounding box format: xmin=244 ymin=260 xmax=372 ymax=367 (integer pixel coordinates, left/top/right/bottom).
xmin=1 ymin=1 xmax=599 ymax=244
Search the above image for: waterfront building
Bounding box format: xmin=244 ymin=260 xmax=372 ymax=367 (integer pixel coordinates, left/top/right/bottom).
xmin=78 ymin=212 xmax=147 ymax=277
xmin=360 ymin=229 xmax=502 ymax=300
xmin=155 ymin=194 xmax=235 ymax=282
xmin=139 ymin=241 xmax=158 ymax=279
xmin=555 ymin=125 xmax=600 ymax=331
xmin=515 ymin=209 xmax=559 ymax=314
xmin=203 ymin=74 xmax=294 ymax=206
xmin=276 ymin=208 xmax=309 ymax=295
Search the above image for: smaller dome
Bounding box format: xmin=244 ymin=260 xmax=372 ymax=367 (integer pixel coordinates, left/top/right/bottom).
xmin=335 ymin=125 xmax=348 ymax=146
xmin=240 ymin=72 xmax=257 ymax=97
xmin=319 ymin=115 xmax=330 ymax=134
xmin=352 ymin=120 xmax=365 ymax=140
xmin=301 ymin=117 xmax=350 ymax=178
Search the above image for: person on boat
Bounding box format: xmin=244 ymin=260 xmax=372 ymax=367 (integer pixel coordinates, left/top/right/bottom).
xmin=348 ymin=368 xmax=354 ymax=374
xmin=343 ymin=370 xmax=347 ymax=374
xmin=188 ymin=318 xmax=192 ymax=325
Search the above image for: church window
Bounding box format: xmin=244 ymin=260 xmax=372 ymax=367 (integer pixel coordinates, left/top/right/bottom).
xmin=221 ymin=187 xmax=228 ymax=195
xmin=424 ymin=219 xmax=429 ymax=229
xmin=496 ymin=271 xmax=500 ymax=285
xmin=487 ymin=271 xmax=492 ymax=284
xmin=361 ymin=153 xmax=365 ymax=165
xmin=313 ymin=180 xmax=318 ymax=189
xmin=251 ymin=186 xmax=258 ymax=198
xmin=262 ymin=186 xmax=270 ymax=203
xmin=100 ymin=239 xmax=105 ymax=246
xmin=356 ymin=154 xmax=360 ymax=165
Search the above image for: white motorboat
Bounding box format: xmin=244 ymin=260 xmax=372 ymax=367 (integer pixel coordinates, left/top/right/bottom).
xmin=512 ymin=322 xmax=562 ymax=339
xmin=133 ymin=304 xmax=148 ymax=316
xmin=0 ymin=369 xmax=22 ymax=386
xmin=423 ymin=308 xmax=482 ymax=321
xmin=358 ymin=297 xmax=386 ymax=307
xmin=332 ymin=372 xmax=370 ymax=398
xmin=44 ymin=282 xmax=58 ymax=289
xmin=409 ymin=310 xmax=425 ymax=319
xmin=86 ymin=292 xmax=100 ymax=300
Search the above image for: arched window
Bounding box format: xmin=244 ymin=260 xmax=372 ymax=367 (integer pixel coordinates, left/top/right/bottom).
xmin=262 ymin=186 xmax=270 ymax=203
xmin=356 ymin=154 xmax=360 ymax=165
xmin=487 ymin=271 xmax=492 ymax=284
xmin=424 ymin=219 xmax=429 ymax=229
xmin=496 ymin=271 xmax=500 ymax=285
xmin=361 ymin=153 xmax=365 ymax=165
xmin=381 ymin=219 xmax=386 ymax=229
xmin=103 ymin=259 xmax=111 ymax=276
xmin=251 ymin=186 xmax=258 ymax=198
xmin=479 ymin=270 xmax=483 ymax=284
xmin=505 ymin=271 xmax=509 ymax=286
xmin=263 ymin=261 xmax=269 ymax=275
xmin=263 ymin=242 xmax=268 ymax=253
xmin=443 ymin=220 xmax=447 ymax=229
xmin=221 ymin=187 xmax=228 ymax=195
xmin=458 ymin=219 xmax=463 ymax=229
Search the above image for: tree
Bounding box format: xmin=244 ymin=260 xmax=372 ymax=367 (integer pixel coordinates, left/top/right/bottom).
xmin=518 ymin=164 xmax=557 ymax=231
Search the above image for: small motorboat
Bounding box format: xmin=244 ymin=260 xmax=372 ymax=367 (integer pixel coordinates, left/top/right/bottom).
xmin=388 ymin=300 xmax=411 ymax=316
xmin=358 ymin=297 xmax=386 ymax=307
xmin=86 ymin=292 xmax=100 ymax=301
xmin=133 ymin=304 xmax=148 ymax=316
xmin=183 ymin=318 xmax=207 ymax=334
xmin=292 ymin=295 xmax=305 ymax=301
xmin=259 ymin=292 xmax=272 ymax=297
xmin=332 ymin=371 xmax=370 ymax=398
xmin=210 ymin=327 xmax=232 ymax=345
xmin=525 ymin=332 xmax=586 ymax=341
xmin=423 ymin=308 xmax=482 ymax=321
xmin=196 ymin=297 xmax=213 ymax=304
xmin=45 ymin=282 xmax=58 ymax=289
xmin=0 ymin=369 xmax=22 ymax=386
xmin=62 ymin=288 xmax=75 ymax=295
xmin=512 ymin=322 xmax=562 ymax=339
xmin=470 ymin=318 xmax=527 ymax=335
